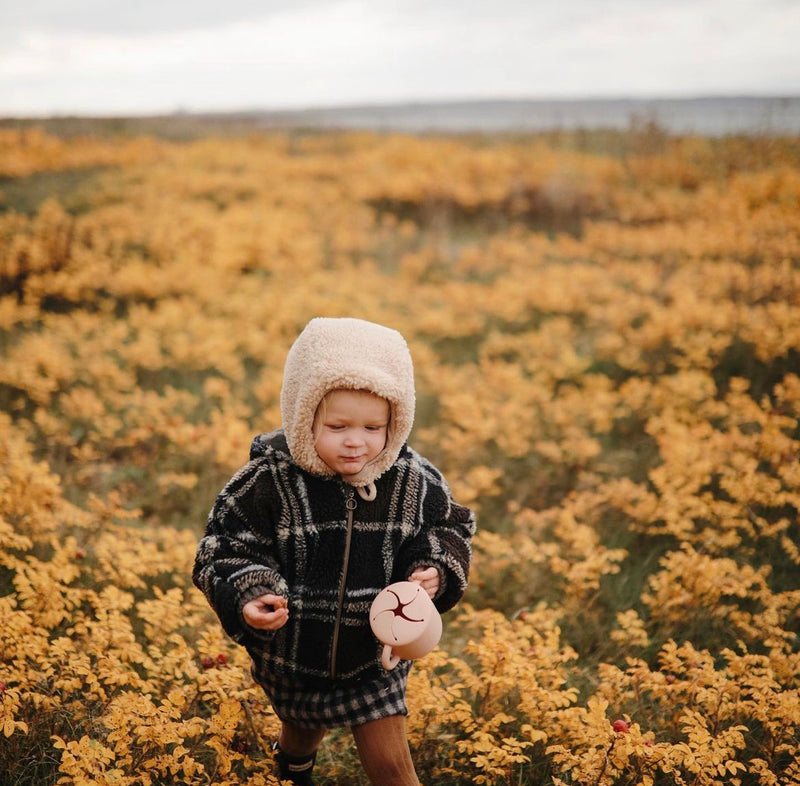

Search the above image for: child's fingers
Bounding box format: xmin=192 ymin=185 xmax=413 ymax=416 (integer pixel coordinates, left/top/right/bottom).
xmin=409 ymin=567 xmax=440 ymax=598
xmin=243 ymin=595 xmax=289 ymax=630
xmin=262 ymin=593 xmax=288 ymax=610
xmin=245 ymin=607 xmax=288 ymax=631
xmin=409 ymin=566 xmax=437 ymax=582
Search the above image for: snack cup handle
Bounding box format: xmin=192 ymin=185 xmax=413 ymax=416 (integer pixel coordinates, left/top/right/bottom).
xmin=382 ymin=644 xmax=400 ymax=670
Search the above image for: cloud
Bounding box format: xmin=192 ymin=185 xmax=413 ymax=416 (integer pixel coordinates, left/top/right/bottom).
xmin=0 ymin=0 xmax=326 ymax=36
xmin=1 ymin=0 xmax=799 ymax=116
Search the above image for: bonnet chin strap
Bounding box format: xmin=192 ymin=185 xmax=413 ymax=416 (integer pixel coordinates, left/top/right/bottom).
xmin=356 ymin=482 xmax=377 ymax=501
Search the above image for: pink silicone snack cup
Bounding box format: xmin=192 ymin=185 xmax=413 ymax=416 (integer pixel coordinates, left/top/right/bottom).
xmin=369 ymin=580 xmax=443 ymax=670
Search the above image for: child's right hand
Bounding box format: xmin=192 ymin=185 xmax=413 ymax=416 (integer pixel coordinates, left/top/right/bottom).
xmin=243 ymin=594 xmax=289 ymax=631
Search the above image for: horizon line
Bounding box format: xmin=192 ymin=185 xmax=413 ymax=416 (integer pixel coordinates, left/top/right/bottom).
xmin=3 ymin=92 xmax=799 ymax=122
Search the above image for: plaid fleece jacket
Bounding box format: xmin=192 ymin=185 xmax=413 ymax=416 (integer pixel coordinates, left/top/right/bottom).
xmin=193 ymin=430 xmax=475 ymax=685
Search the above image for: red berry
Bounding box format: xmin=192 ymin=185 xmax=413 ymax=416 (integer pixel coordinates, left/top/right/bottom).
xmin=216 ymin=653 xmax=228 ymax=666
xmin=0 ymin=681 xmax=7 ymax=694
xmin=75 ymin=549 xmax=86 ymax=560
xmin=201 ymin=656 xmax=215 ymax=669
xmin=612 ymin=719 xmax=629 ymax=733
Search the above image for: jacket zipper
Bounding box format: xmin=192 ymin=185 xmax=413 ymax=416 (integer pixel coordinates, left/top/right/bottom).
xmin=330 ymin=487 xmax=356 ymax=679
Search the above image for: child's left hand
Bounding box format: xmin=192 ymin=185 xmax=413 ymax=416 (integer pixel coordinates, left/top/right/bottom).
xmin=409 ymin=566 xmax=440 ymax=599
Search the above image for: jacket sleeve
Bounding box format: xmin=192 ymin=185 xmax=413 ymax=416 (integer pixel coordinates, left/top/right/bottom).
xmin=193 ymin=458 xmax=289 ymax=647
xmin=395 ymin=459 xmax=476 ymax=614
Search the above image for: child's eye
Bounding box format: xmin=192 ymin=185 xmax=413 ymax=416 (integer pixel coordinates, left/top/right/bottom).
xmin=365 ymin=425 xmax=386 ymax=432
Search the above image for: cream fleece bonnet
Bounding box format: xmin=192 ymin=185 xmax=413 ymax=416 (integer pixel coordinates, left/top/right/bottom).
xmin=280 ymin=317 xmax=415 ymax=497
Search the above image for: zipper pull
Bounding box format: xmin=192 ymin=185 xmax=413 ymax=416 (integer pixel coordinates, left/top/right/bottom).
xmin=345 ymin=487 xmax=357 ymax=511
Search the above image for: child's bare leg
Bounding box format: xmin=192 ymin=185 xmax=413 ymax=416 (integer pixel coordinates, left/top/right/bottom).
xmin=351 ymin=715 xmax=420 ymax=786
xmin=279 ymin=721 xmax=326 ymax=756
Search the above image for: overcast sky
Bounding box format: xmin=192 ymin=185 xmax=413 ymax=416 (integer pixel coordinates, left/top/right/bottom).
xmin=2 ymin=0 xmax=799 ymax=117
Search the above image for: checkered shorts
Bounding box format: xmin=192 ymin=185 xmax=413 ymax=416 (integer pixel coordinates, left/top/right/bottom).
xmin=252 ymin=661 xmax=412 ymax=729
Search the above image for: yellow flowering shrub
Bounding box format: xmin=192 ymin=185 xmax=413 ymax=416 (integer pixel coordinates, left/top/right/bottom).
xmin=0 ymin=128 xmax=162 ymax=178
xmin=1 ymin=127 xmax=799 ymax=784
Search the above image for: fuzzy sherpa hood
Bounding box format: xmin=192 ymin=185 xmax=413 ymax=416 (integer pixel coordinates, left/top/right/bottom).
xmin=280 ymin=317 xmax=415 ymax=493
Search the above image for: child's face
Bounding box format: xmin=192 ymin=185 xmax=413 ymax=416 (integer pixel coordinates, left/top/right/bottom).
xmin=313 ymin=389 xmax=389 ymax=476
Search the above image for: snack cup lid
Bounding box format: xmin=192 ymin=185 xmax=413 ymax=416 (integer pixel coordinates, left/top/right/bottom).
xmin=369 ymin=581 xmax=430 ymax=647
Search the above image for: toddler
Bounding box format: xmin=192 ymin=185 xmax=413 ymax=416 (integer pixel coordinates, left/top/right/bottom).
xmin=193 ymin=317 xmax=475 ymax=786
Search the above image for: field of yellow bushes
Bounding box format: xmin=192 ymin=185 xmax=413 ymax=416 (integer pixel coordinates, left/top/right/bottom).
xmin=1 ymin=125 xmax=799 ymax=785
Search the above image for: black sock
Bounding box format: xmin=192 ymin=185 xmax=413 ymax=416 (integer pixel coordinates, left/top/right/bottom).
xmin=273 ymin=741 xmax=317 ymax=786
